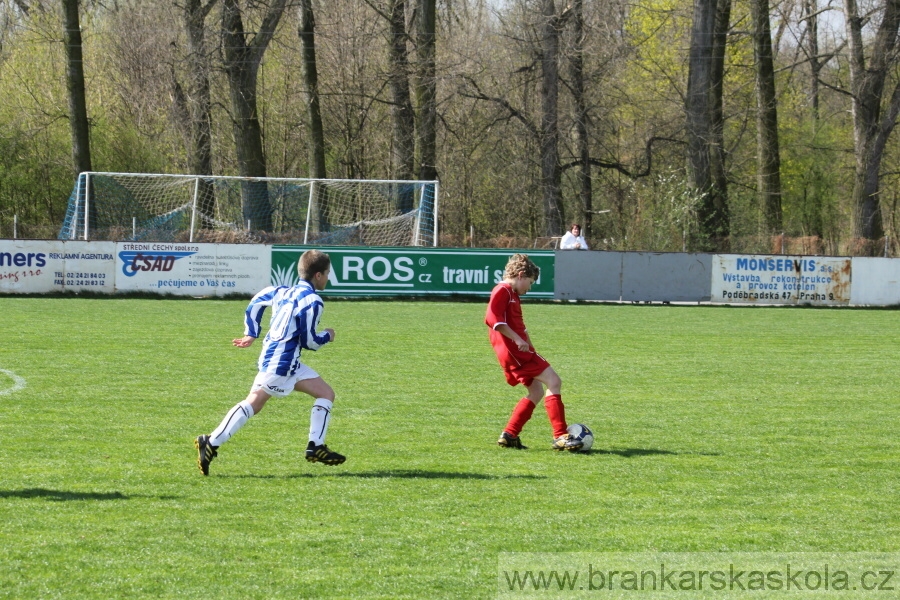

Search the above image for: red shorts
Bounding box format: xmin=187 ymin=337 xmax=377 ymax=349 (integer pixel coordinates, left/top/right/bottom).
xmin=501 ymin=352 xmax=551 ymax=387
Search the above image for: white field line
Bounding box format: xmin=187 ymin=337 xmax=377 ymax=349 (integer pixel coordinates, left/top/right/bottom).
xmin=0 ymin=369 xmax=26 ymax=396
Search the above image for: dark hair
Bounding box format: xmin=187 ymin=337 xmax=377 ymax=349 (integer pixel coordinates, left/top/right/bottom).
xmin=571 ymin=223 xmax=582 ymax=230
xmin=298 ymin=249 xmax=331 ymax=281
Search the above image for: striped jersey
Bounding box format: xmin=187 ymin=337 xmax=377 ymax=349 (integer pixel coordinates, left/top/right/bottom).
xmin=243 ymin=281 xmax=331 ymax=376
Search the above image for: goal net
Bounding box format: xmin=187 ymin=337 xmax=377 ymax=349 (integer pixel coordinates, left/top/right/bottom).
xmin=58 ymin=172 xmax=439 ymax=246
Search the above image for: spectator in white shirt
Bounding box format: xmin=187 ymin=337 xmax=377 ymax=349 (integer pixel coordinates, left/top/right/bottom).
xmin=560 ymin=223 xmax=589 ymax=250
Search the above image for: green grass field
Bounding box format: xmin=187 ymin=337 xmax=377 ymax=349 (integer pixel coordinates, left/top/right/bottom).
xmin=0 ymin=297 xmax=898 ymax=598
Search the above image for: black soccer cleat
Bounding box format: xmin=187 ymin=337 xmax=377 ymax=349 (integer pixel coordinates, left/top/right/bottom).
xmin=552 ymin=433 xmax=583 ymax=452
xmin=497 ymin=431 xmax=527 ymax=449
xmin=305 ymin=441 xmax=346 ymax=465
xmin=195 ymin=435 xmax=218 ymax=475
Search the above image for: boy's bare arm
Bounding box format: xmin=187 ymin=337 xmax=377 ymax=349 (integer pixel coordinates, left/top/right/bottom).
xmin=233 ymin=335 xmax=256 ymax=347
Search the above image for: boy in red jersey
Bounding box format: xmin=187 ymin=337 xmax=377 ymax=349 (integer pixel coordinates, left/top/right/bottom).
xmin=485 ymin=253 xmax=582 ymax=451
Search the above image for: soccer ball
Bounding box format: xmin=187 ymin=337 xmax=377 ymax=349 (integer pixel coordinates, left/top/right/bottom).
xmin=566 ymin=423 xmax=594 ymax=452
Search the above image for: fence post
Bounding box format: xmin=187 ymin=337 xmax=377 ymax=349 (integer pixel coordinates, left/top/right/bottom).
xmin=13 ymin=214 xmax=17 ymax=239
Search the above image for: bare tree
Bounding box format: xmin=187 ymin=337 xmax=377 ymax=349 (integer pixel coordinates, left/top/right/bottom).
xmin=709 ymin=0 xmax=730 ymax=234
xmin=174 ymin=0 xmax=218 ymax=223
xmin=414 ymin=0 xmax=437 ymax=182
xmin=686 ymin=0 xmax=730 ymax=248
xmin=362 ymin=0 xmax=415 ymax=213
xmin=62 ymin=0 xmax=91 ymax=176
xmin=311 ymin=0 xmax=385 ymax=180
xmin=299 ymin=0 xmax=326 ymax=180
xmin=61 ymin=0 xmax=93 ymax=234
xmin=537 ymin=0 xmax=567 ymax=236
xmin=298 ymin=0 xmax=330 ymax=232
xmin=371 ymin=0 xmax=416 ymax=181
xmin=221 ymin=0 xmax=288 ymax=231
xmin=843 ymin=0 xmax=900 ymax=241
xmin=6 ymin=0 xmax=893 ymax=251
xmin=803 ymin=0 xmax=821 ymax=119
xmin=181 ymin=0 xmax=217 ymax=176
xmin=752 ymin=0 xmax=783 ymax=233
xmin=567 ymin=0 xmax=591 ymax=237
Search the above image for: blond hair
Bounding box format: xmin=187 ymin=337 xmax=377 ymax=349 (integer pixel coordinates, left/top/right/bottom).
xmin=297 ymin=249 xmax=331 ymax=281
xmin=503 ymin=253 xmax=540 ymax=280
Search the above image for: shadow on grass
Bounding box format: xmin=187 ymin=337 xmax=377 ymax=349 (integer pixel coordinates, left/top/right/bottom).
xmin=338 ymin=470 xmax=547 ymax=480
xmin=226 ymin=469 xmax=548 ymax=480
xmin=591 ymin=448 xmax=721 ymax=458
xmin=0 ymin=488 xmax=178 ymax=501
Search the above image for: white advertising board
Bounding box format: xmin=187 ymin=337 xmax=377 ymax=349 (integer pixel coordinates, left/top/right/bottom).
xmin=113 ymin=242 xmax=270 ymax=296
xmin=711 ymin=254 xmax=851 ymax=305
xmin=850 ymin=258 xmax=900 ymax=306
xmin=0 ymin=240 xmax=116 ymax=294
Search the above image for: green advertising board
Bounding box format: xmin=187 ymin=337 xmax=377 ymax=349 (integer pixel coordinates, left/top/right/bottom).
xmin=271 ymin=246 xmax=555 ymax=298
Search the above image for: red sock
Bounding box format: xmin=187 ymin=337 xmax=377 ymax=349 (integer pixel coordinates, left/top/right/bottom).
xmin=505 ymin=398 xmax=536 ymax=437
xmin=544 ymin=394 xmax=568 ymax=437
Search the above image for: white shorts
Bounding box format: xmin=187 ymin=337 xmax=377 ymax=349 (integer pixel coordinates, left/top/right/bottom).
xmin=251 ymin=365 xmax=320 ymax=398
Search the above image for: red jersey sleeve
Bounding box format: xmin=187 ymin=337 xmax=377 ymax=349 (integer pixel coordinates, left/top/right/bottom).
xmin=485 ymin=283 xmax=511 ymax=330
xmin=485 ymin=282 xmax=534 ymax=368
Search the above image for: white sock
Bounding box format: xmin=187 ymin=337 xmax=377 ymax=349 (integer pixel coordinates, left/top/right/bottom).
xmin=209 ymin=399 xmax=255 ymax=446
xmin=309 ymin=398 xmax=334 ymax=446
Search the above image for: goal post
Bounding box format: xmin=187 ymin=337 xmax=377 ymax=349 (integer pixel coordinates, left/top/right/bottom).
xmin=58 ymin=172 xmax=440 ymax=247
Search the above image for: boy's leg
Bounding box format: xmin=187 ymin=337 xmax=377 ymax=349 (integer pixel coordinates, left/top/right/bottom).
xmin=498 ymin=379 xmax=543 ymax=449
xmin=503 ymin=397 xmax=536 ymax=437
xmin=505 ymin=378 xmax=543 ymax=436
xmin=498 ymin=398 xmax=535 ymax=448
xmin=533 ymin=367 xmax=567 ymax=437
xmin=536 ymin=366 xmax=581 ymax=450
xmin=294 ymin=376 xmax=345 ymax=465
xmin=210 ymin=390 xmax=269 ymax=446
xmin=294 ymin=376 xmax=335 ymax=444
xmin=196 ymin=388 xmax=270 ymax=475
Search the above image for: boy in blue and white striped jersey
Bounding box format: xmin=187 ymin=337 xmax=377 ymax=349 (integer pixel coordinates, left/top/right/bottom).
xmin=195 ymin=249 xmax=345 ymax=475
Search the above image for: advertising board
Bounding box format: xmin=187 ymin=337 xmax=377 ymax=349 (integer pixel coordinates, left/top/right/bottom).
xmin=114 ymin=242 xmax=270 ymax=296
xmin=711 ymin=254 xmax=851 ymax=305
xmin=272 ymin=246 xmax=555 ymax=297
xmin=0 ymin=240 xmax=116 ymax=294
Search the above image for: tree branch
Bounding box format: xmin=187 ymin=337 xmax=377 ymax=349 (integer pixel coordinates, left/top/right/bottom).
xmin=559 ymin=136 xmax=685 ymax=179
xmin=458 ymin=76 xmax=539 ymax=138
xmin=874 ymin=79 xmax=900 ymax=159
xmin=361 ymin=0 xmax=391 ymax=23
xmin=774 ymin=41 xmax=847 ymax=74
xmin=200 ymin=0 xmax=219 ymax=21
xmin=250 ymin=0 xmax=288 ymax=65
xmin=817 ymin=77 xmax=854 ymax=98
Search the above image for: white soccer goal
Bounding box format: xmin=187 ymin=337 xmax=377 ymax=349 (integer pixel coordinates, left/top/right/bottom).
xmin=58 ymin=172 xmax=439 ymax=247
